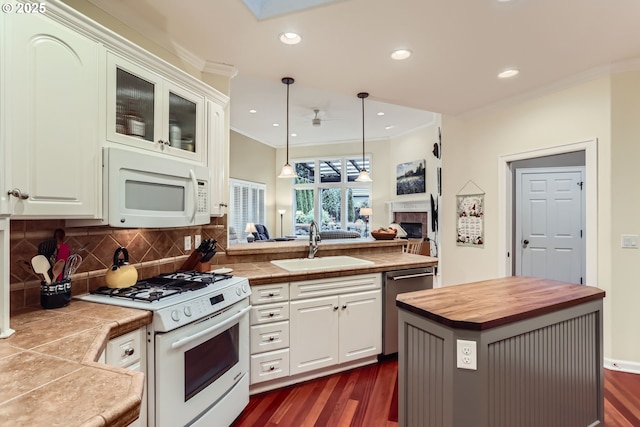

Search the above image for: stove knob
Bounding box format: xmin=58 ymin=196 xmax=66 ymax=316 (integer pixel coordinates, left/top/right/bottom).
xmin=235 ymin=287 xmax=241 ymax=296
xmin=171 ymin=310 xmax=181 ymax=322
xmin=184 ymin=306 xmax=193 ymax=317
xmin=242 ymin=284 xmax=248 ymax=293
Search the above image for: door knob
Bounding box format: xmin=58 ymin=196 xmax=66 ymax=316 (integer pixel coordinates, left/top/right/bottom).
xmin=522 ymin=239 xmax=530 ymax=248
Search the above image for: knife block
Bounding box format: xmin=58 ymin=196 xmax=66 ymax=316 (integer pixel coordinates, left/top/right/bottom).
xmin=195 ymin=262 xmax=211 ymax=273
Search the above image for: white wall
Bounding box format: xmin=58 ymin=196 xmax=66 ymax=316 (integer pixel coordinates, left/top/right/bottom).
xmin=610 ymin=70 xmax=640 ymax=364
xmin=229 ymin=131 xmax=277 ymax=234
xmin=387 ymin=121 xmax=442 ymax=244
xmin=440 ymin=76 xmax=622 ymax=361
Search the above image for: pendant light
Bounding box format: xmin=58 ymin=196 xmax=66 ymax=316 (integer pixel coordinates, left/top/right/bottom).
xmin=355 ymin=92 xmax=372 ymax=182
xmin=278 ymin=77 xmax=296 ymax=178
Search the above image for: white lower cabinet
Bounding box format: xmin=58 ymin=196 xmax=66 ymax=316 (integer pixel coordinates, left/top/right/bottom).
xmin=249 ymin=283 xmax=290 ymax=385
xmin=249 ymin=274 xmax=382 ymax=391
xmin=105 ymin=328 xmax=147 ymax=427
xmin=290 ymin=289 xmax=381 ymax=376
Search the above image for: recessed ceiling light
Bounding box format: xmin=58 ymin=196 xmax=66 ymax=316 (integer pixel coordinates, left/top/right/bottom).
xmin=385 ymin=125 xmax=394 ymax=130
xmin=391 ymin=49 xmax=412 ymax=60
xmin=498 ymin=68 xmax=520 ymax=79
xmin=273 ymin=123 xmax=279 ymax=127
xmin=377 ymin=112 xmax=385 ymax=116
xmin=291 ymin=133 xmax=297 ymax=137
xmin=279 ymin=32 xmax=301 ymax=45
xmin=249 ymin=109 xmax=257 ymax=114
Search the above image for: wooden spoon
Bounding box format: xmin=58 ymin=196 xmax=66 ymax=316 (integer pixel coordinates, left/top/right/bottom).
xmin=52 ymin=259 xmax=65 ymax=282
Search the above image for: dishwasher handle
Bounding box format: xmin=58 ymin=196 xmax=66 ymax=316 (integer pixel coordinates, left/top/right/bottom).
xmin=389 ymin=271 xmax=434 ymax=281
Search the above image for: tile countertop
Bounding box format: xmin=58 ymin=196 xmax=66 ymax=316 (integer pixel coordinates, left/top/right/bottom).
xmin=0 ymin=250 xmax=435 ymax=427
xmin=225 ymin=252 xmax=439 ymax=285
xmin=0 ymin=302 xmax=152 ymax=427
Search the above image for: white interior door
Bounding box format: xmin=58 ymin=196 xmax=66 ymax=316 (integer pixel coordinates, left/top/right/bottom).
xmin=515 ymin=167 xmax=585 ymax=284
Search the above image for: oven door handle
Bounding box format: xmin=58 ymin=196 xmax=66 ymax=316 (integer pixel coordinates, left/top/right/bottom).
xmin=170 ymin=305 xmax=252 ymax=350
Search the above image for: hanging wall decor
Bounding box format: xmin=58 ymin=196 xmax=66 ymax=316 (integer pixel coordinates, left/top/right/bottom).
xmin=456 ymin=180 xmax=485 ymax=248
xmin=396 ymin=159 xmax=426 ymax=195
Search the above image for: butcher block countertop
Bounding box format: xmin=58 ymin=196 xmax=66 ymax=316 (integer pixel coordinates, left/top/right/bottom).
xmin=396 ymin=276 xmax=605 ymax=330
xmin=0 ymin=302 xmax=152 ymax=427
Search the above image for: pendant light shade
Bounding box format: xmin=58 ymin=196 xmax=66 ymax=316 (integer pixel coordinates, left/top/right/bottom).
xmin=355 ymin=92 xmax=372 ymax=182
xmin=278 ymin=77 xmax=296 ymax=178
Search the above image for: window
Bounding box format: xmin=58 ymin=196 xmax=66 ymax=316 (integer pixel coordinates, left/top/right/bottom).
xmin=229 ymin=179 xmax=266 ymax=244
xmin=293 ymin=156 xmax=371 ymax=236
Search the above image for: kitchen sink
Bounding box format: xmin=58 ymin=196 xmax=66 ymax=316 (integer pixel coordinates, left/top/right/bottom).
xmin=271 ymin=256 xmax=374 ymax=272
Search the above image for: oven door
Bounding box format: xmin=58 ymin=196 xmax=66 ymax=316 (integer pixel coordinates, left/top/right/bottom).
xmin=154 ymin=300 xmax=250 ymax=427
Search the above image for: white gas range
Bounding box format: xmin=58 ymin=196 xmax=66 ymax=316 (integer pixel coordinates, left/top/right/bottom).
xmin=77 ymin=270 xmax=252 ymax=427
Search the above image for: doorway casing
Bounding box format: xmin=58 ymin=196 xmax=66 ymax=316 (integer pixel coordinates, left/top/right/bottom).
xmin=498 ymin=139 xmax=598 ymax=284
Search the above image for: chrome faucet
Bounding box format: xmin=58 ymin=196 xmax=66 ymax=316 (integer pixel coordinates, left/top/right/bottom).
xmin=308 ymin=220 xmax=321 ymax=259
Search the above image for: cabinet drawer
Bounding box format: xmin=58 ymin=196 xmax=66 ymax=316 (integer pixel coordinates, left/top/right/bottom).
xmin=250 ymin=302 xmax=290 ymax=325
xmin=290 ymin=273 xmax=381 ymax=300
xmin=250 ymin=321 xmax=289 ymax=353
xmin=106 ymin=329 xmax=142 ymax=368
xmin=250 ymin=283 xmax=289 ymax=305
xmin=250 ymin=348 xmax=290 ymax=385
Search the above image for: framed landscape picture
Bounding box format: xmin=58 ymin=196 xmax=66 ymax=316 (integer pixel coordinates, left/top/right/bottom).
xmin=396 ymin=159 xmax=426 ymax=195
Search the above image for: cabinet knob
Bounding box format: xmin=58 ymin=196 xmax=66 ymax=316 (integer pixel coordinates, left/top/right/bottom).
xmin=269 ymin=336 xmax=275 ymax=341
xmin=158 ymin=139 xmax=170 ymax=145
xmin=333 ymin=306 xmax=339 ymax=311
xmin=268 ymin=292 xmax=275 ymax=297
xmin=342 ymin=304 xmax=347 ymax=310
xmin=268 ymin=312 xmax=275 ymax=317
xmin=124 ymin=348 xmax=135 ymax=357
xmin=7 ymin=188 xmax=29 ymax=200
xmin=269 ymin=366 xmax=275 ymax=371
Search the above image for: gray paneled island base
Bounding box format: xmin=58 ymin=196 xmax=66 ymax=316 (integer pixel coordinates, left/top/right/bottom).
xmin=396 ymin=276 xmax=605 ymax=427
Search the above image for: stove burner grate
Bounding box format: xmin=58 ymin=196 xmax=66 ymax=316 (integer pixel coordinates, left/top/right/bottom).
xmin=89 ymin=271 xmax=233 ymax=302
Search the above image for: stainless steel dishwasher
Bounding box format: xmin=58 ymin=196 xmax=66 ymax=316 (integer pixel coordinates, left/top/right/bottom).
xmin=382 ymin=267 xmax=434 ymax=355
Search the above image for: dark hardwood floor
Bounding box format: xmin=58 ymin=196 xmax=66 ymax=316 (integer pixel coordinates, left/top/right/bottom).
xmin=232 ymin=358 xmax=640 ymax=427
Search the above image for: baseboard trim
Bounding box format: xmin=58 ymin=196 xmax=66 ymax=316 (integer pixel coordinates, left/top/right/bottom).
xmin=604 ymin=357 xmax=640 ymax=374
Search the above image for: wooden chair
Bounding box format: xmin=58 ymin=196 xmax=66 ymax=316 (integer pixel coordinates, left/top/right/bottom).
xmin=405 ymin=238 xmax=430 ymax=256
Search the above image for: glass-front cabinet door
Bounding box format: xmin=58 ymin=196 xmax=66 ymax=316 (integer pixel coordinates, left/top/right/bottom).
xmin=165 ymin=81 xmax=204 ymax=159
xmin=107 ymin=52 xmax=204 ymax=162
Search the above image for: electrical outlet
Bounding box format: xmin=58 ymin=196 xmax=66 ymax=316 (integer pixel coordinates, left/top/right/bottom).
xmin=184 ymin=235 xmax=192 ymax=251
xmin=194 ymin=234 xmax=201 ymax=248
xmin=456 ymin=339 xmax=477 ymax=370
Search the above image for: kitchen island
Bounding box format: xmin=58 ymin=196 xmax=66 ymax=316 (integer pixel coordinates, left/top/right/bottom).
xmin=396 ymin=276 xmax=605 ymax=427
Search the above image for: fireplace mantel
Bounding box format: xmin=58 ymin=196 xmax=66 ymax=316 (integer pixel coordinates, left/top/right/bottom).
xmin=386 ymin=199 xmax=430 ymax=222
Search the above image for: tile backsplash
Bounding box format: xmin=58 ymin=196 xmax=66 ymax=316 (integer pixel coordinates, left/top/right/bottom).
xmin=9 ymin=217 xmax=228 ymax=313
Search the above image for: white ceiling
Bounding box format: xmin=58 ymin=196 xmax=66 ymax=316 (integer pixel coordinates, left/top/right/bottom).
xmin=86 ymin=0 xmax=640 ymax=147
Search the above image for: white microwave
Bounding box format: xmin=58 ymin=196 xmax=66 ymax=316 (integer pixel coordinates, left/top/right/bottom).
xmin=103 ymin=147 xmax=210 ymax=228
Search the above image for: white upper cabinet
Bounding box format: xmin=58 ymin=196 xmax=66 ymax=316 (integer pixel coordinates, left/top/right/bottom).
xmin=106 ymin=52 xmax=205 ymax=163
xmin=207 ymin=100 xmax=227 ymax=216
xmin=1 ymin=1 xmax=229 ymax=219
xmin=3 ymin=10 xmax=101 ymax=218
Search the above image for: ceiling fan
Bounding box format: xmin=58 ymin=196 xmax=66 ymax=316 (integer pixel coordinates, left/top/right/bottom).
xmin=312 ymin=109 xmax=322 ymax=127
